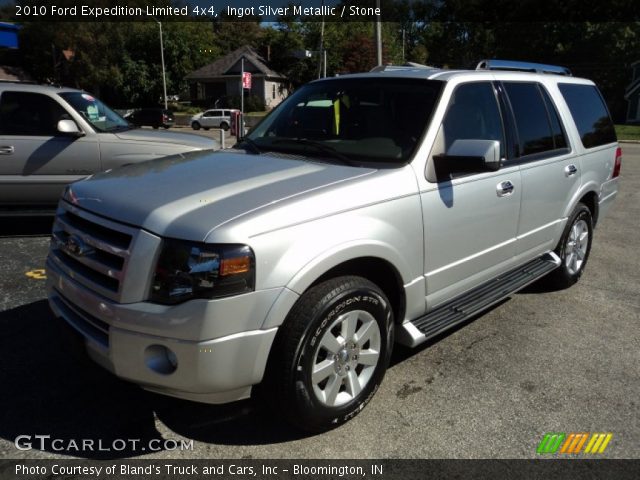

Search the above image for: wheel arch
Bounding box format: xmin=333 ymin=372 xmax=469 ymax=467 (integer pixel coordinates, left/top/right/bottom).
xmin=309 ymin=257 xmax=406 ymax=326
xmin=262 ymin=245 xmax=414 ymax=331
xmin=565 ymin=184 xmax=600 ymax=227
xmin=578 ymin=190 xmax=599 ymax=227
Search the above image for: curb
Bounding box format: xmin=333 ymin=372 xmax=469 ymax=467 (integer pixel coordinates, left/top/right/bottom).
xmin=619 ymin=140 xmax=640 ymax=144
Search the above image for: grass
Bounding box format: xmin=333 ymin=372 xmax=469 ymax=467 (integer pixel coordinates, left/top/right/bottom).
xmin=615 ymin=124 xmax=640 ymax=141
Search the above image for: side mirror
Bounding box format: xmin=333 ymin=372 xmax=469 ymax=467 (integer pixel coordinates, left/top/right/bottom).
xmin=57 ymin=119 xmax=85 ymax=138
xmin=433 ymin=139 xmax=502 ymax=176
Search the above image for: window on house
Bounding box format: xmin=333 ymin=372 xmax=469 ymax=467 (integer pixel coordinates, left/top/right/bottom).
xmin=272 ymin=84 xmax=276 ymax=100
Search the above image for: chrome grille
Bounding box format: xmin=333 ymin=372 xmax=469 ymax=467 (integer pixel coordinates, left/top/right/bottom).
xmin=50 ymin=202 xmax=137 ymax=301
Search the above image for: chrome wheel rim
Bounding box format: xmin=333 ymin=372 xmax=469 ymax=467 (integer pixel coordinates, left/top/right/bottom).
xmin=565 ymin=219 xmax=589 ymax=275
xmin=311 ymin=309 xmax=381 ymax=407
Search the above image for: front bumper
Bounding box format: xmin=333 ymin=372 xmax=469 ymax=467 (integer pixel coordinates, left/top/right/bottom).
xmin=46 ymin=258 xmax=280 ymax=404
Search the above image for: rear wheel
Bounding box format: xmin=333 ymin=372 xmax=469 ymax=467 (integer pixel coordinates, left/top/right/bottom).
xmin=263 ymin=276 xmax=393 ymax=432
xmin=545 ymin=203 xmax=593 ymax=289
xmin=191 ymin=121 xmax=201 ymax=130
xmin=221 ymin=122 xmax=230 ymax=131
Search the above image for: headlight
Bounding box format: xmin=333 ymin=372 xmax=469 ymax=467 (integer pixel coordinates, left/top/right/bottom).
xmin=150 ymin=241 xmax=255 ymax=305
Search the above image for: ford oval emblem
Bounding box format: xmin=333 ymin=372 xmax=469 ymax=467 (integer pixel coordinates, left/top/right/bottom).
xmin=64 ymin=235 xmax=94 ymax=257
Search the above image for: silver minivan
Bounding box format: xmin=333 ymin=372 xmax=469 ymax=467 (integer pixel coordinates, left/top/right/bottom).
xmin=0 ymin=82 xmax=218 ymax=212
xmin=190 ymin=109 xmax=237 ymax=131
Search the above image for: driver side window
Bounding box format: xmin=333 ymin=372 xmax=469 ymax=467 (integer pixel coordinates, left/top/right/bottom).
xmin=427 ymin=82 xmax=505 ymax=182
xmin=0 ymin=91 xmax=68 ymax=136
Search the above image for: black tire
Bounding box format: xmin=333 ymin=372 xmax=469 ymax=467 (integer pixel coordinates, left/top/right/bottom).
xmin=545 ymin=203 xmax=593 ymax=289
xmin=220 ymin=122 xmax=230 ymax=131
xmin=163 ymin=125 xmax=170 ymax=129
xmin=153 ymin=125 xmax=159 ymax=129
xmin=263 ymin=276 xmax=394 ymax=432
xmin=204 ymin=127 xmax=210 ymax=131
xmin=192 ymin=122 xmax=201 ymax=130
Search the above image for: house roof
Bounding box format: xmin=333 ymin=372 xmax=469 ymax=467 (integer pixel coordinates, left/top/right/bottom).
xmin=186 ymin=45 xmax=286 ymax=81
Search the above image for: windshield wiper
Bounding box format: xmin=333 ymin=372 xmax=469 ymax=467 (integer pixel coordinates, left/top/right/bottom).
xmin=235 ymin=137 xmax=261 ymax=155
xmin=271 ymin=139 xmax=357 ymax=166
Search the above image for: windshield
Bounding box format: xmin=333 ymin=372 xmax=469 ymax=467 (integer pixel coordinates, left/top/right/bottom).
xmin=246 ymin=77 xmax=442 ymax=165
xmin=59 ymin=92 xmax=131 ymax=132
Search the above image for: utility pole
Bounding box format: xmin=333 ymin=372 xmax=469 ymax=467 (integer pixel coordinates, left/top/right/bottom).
xmin=318 ymin=0 xmax=325 ymax=79
xmin=375 ymin=0 xmax=382 ymax=67
xmin=154 ymin=19 xmax=168 ymax=110
xmin=240 ymin=57 xmax=244 ymax=114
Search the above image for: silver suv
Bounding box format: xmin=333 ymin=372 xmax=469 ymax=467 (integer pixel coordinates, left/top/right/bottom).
xmin=0 ymin=82 xmax=218 ymax=212
xmin=45 ymin=60 xmax=621 ymax=431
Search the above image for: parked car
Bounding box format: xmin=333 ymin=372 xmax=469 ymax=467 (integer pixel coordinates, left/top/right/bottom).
xmin=0 ymin=82 xmax=218 ymax=212
xmin=46 ymin=60 xmax=620 ymax=432
xmin=128 ymin=108 xmax=174 ymax=129
xmin=190 ymin=109 xmax=238 ymax=131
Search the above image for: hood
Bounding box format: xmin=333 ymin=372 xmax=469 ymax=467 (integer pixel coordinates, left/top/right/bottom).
xmin=66 ymin=150 xmax=376 ymax=240
xmin=114 ymin=128 xmax=216 ymax=150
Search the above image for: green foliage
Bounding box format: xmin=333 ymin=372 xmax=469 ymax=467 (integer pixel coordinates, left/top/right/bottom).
xmin=11 ymin=0 xmax=640 ymax=121
xmin=18 ymin=6 xmax=214 ymax=107
xmin=615 ymin=124 xmax=640 ymax=140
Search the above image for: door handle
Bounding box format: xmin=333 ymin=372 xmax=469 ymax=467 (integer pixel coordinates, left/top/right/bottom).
xmin=0 ymin=146 xmax=14 ymax=155
xmin=497 ymin=180 xmax=515 ymax=197
xmin=565 ymin=164 xmax=578 ymax=176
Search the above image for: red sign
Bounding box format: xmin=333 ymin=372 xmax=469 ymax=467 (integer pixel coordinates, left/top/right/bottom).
xmin=242 ymin=72 xmax=252 ymax=89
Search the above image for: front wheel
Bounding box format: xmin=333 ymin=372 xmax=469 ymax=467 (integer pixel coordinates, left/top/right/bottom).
xmin=545 ymin=203 xmax=593 ymax=289
xmin=263 ymin=276 xmax=393 ymax=432
xmin=191 ymin=121 xmax=201 ymax=130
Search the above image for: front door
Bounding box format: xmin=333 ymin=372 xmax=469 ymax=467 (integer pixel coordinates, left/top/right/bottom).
xmin=421 ymin=81 xmax=522 ymax=308
xmin=0 ymin=90 xmax=99 ymax=206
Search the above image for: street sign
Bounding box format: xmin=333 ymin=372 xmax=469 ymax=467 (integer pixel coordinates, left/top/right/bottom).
xmin=242 ymin=72 xmax=252 ymax=89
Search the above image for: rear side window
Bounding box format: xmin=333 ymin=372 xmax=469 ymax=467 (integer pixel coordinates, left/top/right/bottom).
xmin=558 ymin=83 xmax=616 ymax=148
xmin=504 ymin=82 xmax=566 ymax=157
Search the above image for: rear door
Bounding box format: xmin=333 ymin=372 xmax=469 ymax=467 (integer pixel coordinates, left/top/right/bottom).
xmin=557 ymin=83 xmax=618 ymax=219
xmin=500 ymin=81 xmax=580 ymax=258
xmin=422 ymin=81 xmax=522 ymax=308
xmin=0 ymin=90 xmax=99 ymax=206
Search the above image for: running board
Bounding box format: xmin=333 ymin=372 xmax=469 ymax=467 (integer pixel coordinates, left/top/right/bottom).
xmin=398 ymin=253 xmax=561 ymax=348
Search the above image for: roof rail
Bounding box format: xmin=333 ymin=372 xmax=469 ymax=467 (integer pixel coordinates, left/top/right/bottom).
xmin=476 ymin=59 xmax=572 ymax=76
xmin=370 ymin=62 xmax=439 ymax=73
xmin=0 ymin=80 xmax=39 ymax=85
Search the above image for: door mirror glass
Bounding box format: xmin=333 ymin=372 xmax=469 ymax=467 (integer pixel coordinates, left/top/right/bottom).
xmin=57 ymin=119 xmax=84 ymax=137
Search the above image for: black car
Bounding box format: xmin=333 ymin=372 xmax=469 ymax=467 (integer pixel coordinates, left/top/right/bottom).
xmin=128 ymin=108 xmax=174 ymax=129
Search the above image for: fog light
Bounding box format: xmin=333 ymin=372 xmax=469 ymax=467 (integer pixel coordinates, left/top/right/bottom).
xmin=144 ymin=345 xmax=178 ymax=374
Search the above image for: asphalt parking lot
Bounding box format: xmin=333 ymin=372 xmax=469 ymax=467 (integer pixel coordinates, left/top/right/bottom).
xmin=0 ymin=145 xmax=638 ymax=460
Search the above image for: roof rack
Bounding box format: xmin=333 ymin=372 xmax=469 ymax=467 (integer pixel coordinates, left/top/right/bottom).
xmin=0 ymin=80 xmax=39 ymax=85
xmin=370 ymin=62 xmax=439 ymax=73
xmin=476 ymin=59 xmax=572 ymax=76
